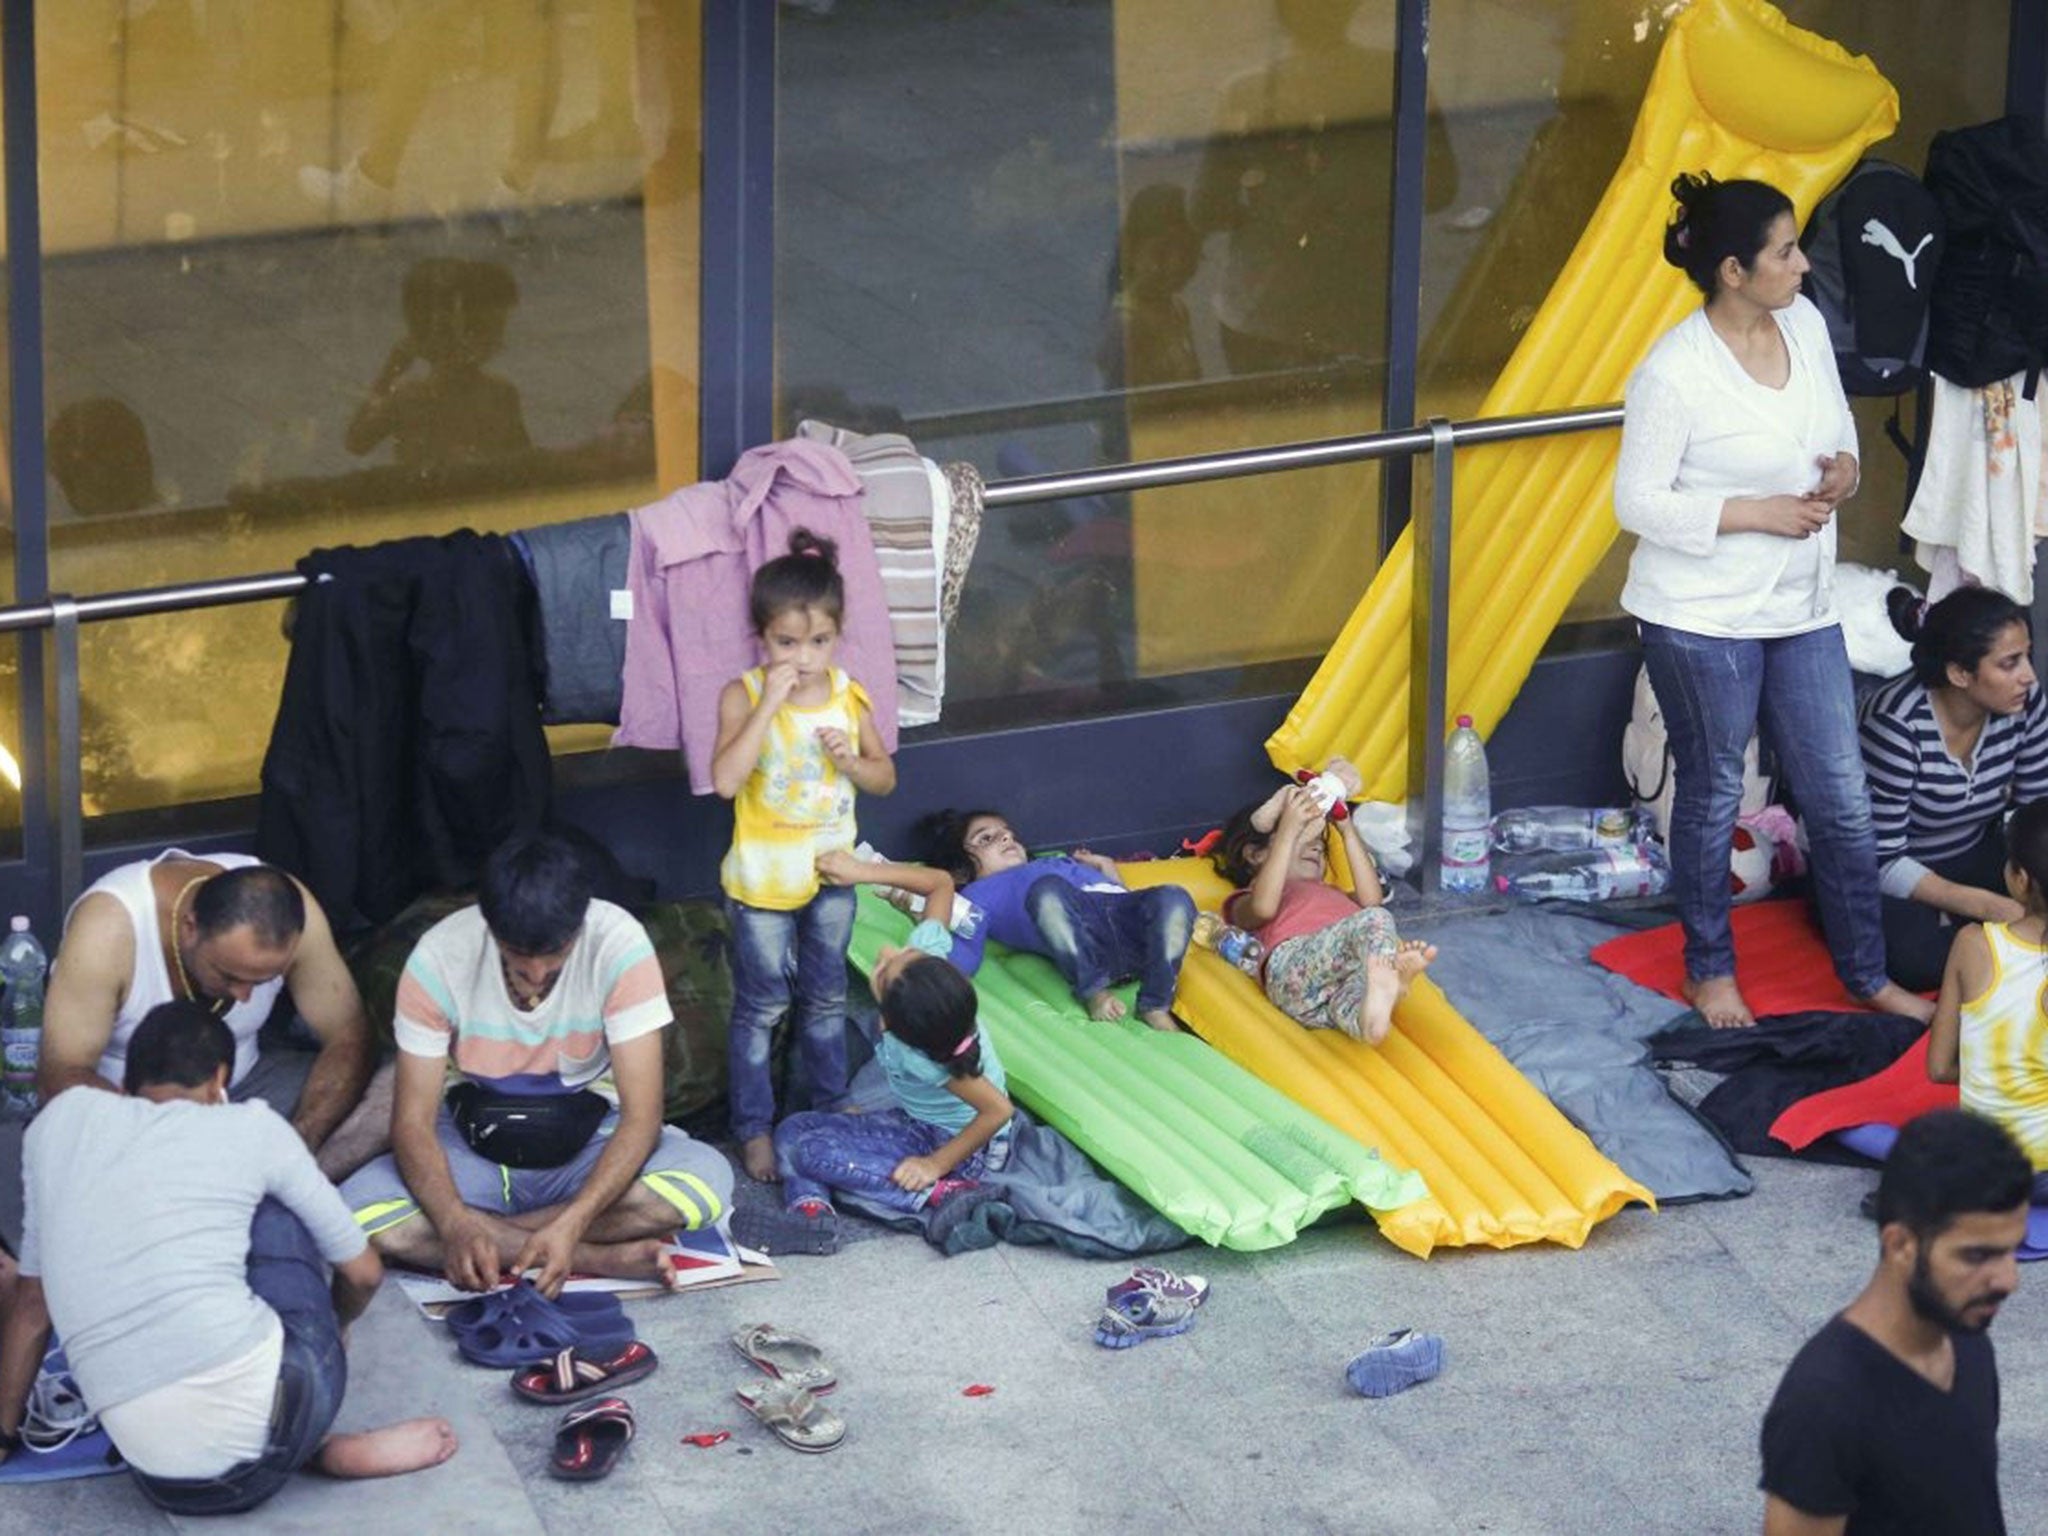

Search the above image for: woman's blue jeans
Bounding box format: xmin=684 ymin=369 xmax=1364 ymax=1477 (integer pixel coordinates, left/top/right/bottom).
xmin=1638 ymin=621 xmax=1888 ymax=997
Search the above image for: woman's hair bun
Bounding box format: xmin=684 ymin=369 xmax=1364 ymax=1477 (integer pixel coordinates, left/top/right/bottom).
xmin=1885 ymin=584 xmax=1925 ymax=644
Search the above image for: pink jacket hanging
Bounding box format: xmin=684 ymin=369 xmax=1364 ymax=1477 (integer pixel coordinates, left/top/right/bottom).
xmin=616 ymin=439 xmax=899 ymax=791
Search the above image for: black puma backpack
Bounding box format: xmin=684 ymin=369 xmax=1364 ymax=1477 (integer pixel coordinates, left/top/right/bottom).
xmin=1800 ymin=159 xmax=1944 ymax=396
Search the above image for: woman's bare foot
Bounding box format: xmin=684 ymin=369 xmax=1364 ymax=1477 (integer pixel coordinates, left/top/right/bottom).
xmin=1684 ymin=975 xmax=1754 ymax=1030
xmin=1856 ymin=980 xmax=1935 ymax=1024
xmin=1356 ymin=956 xmax=1400 ymax=1045
xmin=742 ymin=1134 xmax=778 ymax=1182
xmin=1393 ymin=939 xmax=1437 ymax=999
xmin=314 ymin=1418 xmax=459 ymax=1480
xmin=1085 ymin=990 xmax=1128 ymax=1022
xmin=1138 ymin=1007 xmax=1181 ymax=1033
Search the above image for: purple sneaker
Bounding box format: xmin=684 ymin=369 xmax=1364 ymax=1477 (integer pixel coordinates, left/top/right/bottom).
xmin=1093 ymin=1288 xmax=1200 ymax=1350
xmin=1105 ymin=1264 xmax=1210 ymax=1312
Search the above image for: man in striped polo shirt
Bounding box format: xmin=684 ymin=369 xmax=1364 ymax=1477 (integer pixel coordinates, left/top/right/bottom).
xmin=339 ymin=832 xmax=731 ymax=1295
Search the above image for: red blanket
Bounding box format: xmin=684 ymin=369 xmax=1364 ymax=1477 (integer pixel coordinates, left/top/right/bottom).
xmin=1592 ymin=901 xmax=1955 ymax=1145
xmin=1768 ymin=1035 xmax=1957 ymax=1149
xmin=1589 ymin=901 xmax=1868 ymax=1015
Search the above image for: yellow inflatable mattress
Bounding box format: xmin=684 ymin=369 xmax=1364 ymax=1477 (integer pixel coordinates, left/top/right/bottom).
xmin=1266 ymin=0 xmax=1899 ymax=796
xmin=1121 ymin=859 xmax=1654 ymax=1255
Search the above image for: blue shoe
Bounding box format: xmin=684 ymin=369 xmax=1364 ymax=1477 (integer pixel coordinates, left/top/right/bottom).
xmin=1345 ymin=1329 xmax=1444 ymax=1398
xmin=1093 ymin=1289 xmax=1199 ymax=1350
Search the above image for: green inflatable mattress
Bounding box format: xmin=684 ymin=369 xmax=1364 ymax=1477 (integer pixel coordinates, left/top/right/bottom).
xmin=847 ymin=890 xmax=1428 ymax=1250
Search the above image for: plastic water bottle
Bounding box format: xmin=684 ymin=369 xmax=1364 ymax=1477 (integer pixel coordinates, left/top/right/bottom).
xmin=1192 ymin=910 xmax=1265 ymax=975
xmin=1497 ymin=844 xmax=1671 ymax=903
xmin=0 ymin=916 xmax=48 ymax=1114
xmin=1491 ymin=805 xmax=1653 ymax=854
xmin=1440 ymin=715 xmax=1491 ymax=893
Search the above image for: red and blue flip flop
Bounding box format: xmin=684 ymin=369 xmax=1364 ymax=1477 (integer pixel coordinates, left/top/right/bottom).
xmin=513 ymin=1341 xmax=660 ymax=1405
xmin=549 ymin=1396 xmax=636 ymax=1482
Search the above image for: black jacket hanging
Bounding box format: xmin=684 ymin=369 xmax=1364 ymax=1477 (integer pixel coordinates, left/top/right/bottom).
xmin=257 ymin=530 xmax=551 ymax=933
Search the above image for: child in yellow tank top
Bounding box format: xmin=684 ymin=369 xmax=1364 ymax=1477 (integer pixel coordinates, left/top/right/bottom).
xmin=1929 ymin=799 xmax=2048 ymax=1184
xmin=711 ymin=529 xmax=897 ymax=1182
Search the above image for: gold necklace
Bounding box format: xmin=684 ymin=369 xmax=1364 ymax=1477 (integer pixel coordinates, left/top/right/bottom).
xmin=168 ymin=874 xmax=228 ymax=1017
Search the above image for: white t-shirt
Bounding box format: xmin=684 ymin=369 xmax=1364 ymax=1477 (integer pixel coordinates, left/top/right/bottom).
xmin=19 ymin=1091 xmax=365 ymax=1476
xmin=1613 ymin=295 xmax=1859 ymax=639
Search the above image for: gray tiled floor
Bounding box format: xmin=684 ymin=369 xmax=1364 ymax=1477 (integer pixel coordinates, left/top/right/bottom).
xmin=11 ymin=1151 xmax=2048 ymax=1534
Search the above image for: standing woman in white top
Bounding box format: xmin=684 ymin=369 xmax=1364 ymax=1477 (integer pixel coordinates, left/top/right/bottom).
xmin=1614 ymin=172 xmax=1929 ymax=1030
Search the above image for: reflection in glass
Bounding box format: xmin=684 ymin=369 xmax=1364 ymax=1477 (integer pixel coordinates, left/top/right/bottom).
xmin=36 ymin=2 xmax=702 ymax=816
xmin=777 ymin=0 xmax=1424 ymax=718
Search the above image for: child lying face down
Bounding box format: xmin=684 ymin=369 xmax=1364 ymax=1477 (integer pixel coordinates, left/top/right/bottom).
xmin=917 ymin=809 xmax=1196 ymax=1032
xmin=1213 ymin=760 xmax=1434 ymax=1046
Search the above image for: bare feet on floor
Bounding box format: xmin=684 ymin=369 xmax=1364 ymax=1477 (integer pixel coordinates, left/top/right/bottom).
xmin=1857 ymin=980 xmax=1934 ymax=1024
xmin=1085 ymin=990 xmax=1128 ymax=1022
xmin=315 ymin=1418 xmax=459 ymax=1480
xmin=742 ymin=1134 xmax=778 ymax=1182
xmin=1684 ymin=974 xmax=1754 ymax=1030
xmin=1138 ymin=1007 xmax=1181 ymax=1033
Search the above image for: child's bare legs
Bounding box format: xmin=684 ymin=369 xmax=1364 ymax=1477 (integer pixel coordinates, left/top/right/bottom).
xmin=1265 ymin=905 xmax=1414 ymax=1046
xmin=315 ymin=1419 xmax=459 ymax=1480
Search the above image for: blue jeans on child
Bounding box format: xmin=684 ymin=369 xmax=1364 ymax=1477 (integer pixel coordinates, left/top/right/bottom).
xmin=775 ymin=1108 xmax=1010 ymax=1212
xmin=130 ymin=1200 xmax=348 ymax=1516
xmin=726 ymin=886 xmax=857 ymax=1143
xmin=1638 ymin=621 xmax=1888 ymax=996
xmin=1022 ymin=878 xmax=1195 ymax=1014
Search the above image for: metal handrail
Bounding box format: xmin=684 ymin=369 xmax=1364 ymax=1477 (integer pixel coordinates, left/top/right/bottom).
xmin=0 ymin=401 xmax=1624 ymax=633
xmin=7 ymin=397 xmax=1629 ymax=914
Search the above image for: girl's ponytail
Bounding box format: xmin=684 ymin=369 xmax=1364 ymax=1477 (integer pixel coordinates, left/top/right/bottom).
xmin=748 ymin=525 xmax=846 ymax=632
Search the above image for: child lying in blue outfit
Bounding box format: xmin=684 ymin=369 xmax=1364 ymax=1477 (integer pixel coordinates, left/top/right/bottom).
xmin=916 ymin=809 xmax=1196 ymax=1032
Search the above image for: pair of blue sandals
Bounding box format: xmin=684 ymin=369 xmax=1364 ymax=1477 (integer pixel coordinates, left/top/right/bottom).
xmin=444 ymin=1281 xmax=659 ymax=1481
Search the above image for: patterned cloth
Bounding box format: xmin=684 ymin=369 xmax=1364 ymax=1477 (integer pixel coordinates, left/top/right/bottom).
xmin=719 ymin=666 xmax=869 ymax=911
xmin=795 ymin=420 xmax=946 ymax=726
xmin=940 ymin=459 xmax=984 ymax=628
xmin=1262 ymin=904 xmax=1400 ymax=1038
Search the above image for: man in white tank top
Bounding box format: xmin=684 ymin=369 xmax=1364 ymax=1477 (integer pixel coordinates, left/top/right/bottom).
xmin=36 ymin=849 xmax=385 ymax=1179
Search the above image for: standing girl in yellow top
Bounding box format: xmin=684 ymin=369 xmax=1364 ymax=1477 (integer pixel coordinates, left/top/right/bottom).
xmin=1929 ymin=798 xmax=2048 ymax=1195
xmin=712 ymin=529 xmax=896 ymax=1181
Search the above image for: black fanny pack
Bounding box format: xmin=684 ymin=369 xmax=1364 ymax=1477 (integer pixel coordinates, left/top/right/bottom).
xmin=446 ymin=1083 xmax=608 ymax=1169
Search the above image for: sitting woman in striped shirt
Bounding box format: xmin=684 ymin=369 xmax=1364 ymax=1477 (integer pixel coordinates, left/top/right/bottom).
xmin=1927 ymin=798 xmax=2048 ymax=1198
xmin=1861 ymin=586 xmax=2048 ymax=991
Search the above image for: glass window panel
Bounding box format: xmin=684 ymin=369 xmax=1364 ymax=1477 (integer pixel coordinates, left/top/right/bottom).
xmin=0 ymin=16 xmax=20 ymax=853
xmin=1417 ymin=0 xmax=2011 ymax=634
xmin=37 ymin=1 xmax=702 ymax=817
xmin=776 ymin=0 xmax=1407 ymax=718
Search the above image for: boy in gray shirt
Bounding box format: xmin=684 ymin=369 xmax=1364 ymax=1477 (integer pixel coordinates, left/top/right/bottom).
xmin=0 ymin=1001 xmax=457 ymax=1514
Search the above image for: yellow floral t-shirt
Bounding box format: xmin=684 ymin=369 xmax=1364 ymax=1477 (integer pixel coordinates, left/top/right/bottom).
xmin=719 ymin=666 xmax=868 ymax=911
